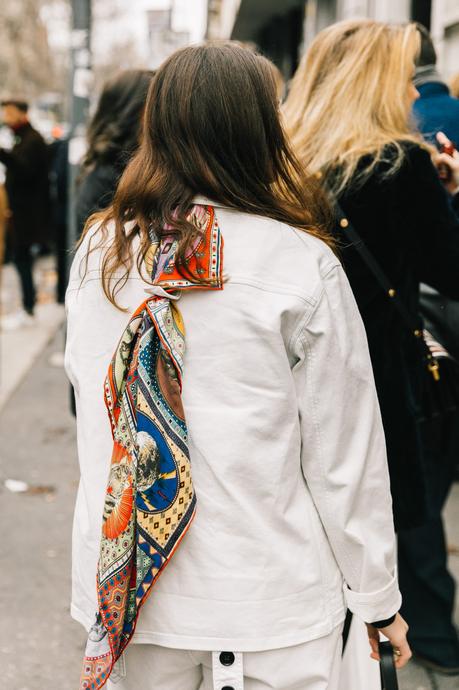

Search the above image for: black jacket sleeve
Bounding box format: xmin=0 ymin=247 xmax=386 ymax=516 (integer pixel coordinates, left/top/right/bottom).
xmin=407 ymin=145 xmax=459 ymax=299
xmin=76 ymin=165 xmax=119 ymax=237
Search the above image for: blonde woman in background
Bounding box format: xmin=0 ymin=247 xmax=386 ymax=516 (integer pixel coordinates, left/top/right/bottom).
xmin=285 ymin=20 xmax=459 ymax=678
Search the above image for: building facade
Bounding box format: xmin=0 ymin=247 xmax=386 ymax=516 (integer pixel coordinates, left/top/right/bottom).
xmin=207 ymin=0 xmax=459 ymax=81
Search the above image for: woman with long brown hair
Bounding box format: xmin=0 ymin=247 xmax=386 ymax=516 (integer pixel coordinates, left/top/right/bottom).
xmin=76 ymin=69 xmax=154 ymax=236
xmin=285 ymin=19 xmax=459 ymax=676
xmin=66 ymin=43 xmax=408 ymax=690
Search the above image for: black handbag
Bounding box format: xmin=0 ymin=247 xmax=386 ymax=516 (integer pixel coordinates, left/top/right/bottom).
xmin=334 ymin=204 xmax=459 ymax=420
xmin=379 ymin=641 xmax=399 ymax=690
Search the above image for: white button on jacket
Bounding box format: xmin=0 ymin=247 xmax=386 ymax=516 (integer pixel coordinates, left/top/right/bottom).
xmin=65 ymin=198 xmax=401 ymax=652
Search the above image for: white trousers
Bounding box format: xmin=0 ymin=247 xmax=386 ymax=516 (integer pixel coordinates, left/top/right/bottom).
xmin=107 ymin=625 xmax=343 ymax=690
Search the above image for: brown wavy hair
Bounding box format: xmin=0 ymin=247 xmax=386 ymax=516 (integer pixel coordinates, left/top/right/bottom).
xmin=81 ymin=42 xmax=334 ymax=308
xmin=80 ymin=69 xmax=154 ymax=176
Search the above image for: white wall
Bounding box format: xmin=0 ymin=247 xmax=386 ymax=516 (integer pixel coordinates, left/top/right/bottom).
xmin=172 ymin=0 xmax=208 ymax=42
xmin=303 ymin=0 xmax=411 ymax=51
xmin=207 ymin=0 xmax=242 ymax=39
xmin=220 ymin=0 xmax=242 ymax=38
xmin=91 ymin=0 xmax=208 ymax=68
xmin=432 ymin=0 xmax=459 ymax=79
xmin=337 ymin=0 xmax=410 ymax=22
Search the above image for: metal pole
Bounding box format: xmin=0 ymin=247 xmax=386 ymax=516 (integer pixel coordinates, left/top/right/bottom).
xmin=67 ymin=0 xmax=92 ymax=264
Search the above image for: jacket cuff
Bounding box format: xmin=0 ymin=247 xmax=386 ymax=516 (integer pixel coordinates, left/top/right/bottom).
xmin=344 ymin=577 xmax=402 ymax=624
xmin=369 ymin=614 xmax=397 ymax=628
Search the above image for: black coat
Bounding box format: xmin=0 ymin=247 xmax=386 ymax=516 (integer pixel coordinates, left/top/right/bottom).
xmin=336 ymin=143 xmax=459 ymax=529
xmin=76 ymin=162 xmax=121 ymax=237
xmin=0 ymin=122 xmax=50 ymax=250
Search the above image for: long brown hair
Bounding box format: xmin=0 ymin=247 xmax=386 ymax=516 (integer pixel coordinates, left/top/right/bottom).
xmin=82 ymin=42 xmax=333 ymax=308
xmin=81 ymin=69 xmax=154 ymax=176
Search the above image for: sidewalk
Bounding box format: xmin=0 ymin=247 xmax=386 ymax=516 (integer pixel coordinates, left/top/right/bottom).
xmin=0 ymin=329 xmax=86 ymax=689
xmin=0 ymin=268 xmax=458 ymax=688
xmin=0 ymin=257 xmax=65 ymax=410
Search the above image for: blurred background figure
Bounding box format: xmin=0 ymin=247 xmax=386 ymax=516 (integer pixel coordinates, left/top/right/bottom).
xmin=284 ymin=18 xmax=459 ymax=678
xmin=413 ymin=24 xmax=459 ymax=145
xmin=76 ymin=69 xmax=154 ymax=237
xmin=48 ymin=132 xmax=68 ymax=305
xmin=0 ymin=182 xmax=9 ymax=274
xmin=0 ymin=98 xmax=50 ymax=328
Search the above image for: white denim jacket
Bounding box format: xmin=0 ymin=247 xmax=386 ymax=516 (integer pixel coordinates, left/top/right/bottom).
xmin=65 ymin=198 xmax=401 ymax=652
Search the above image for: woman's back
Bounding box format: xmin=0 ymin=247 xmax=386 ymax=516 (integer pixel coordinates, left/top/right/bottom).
xmin=67 ymin=200 xmax=398 ymax=650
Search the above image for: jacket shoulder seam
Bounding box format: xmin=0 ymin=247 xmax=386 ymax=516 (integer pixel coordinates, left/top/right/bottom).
xmin=228 ymin=275 xmax=320 ymax=306
xmin=288 ymin=263 xmax=341 ymax=353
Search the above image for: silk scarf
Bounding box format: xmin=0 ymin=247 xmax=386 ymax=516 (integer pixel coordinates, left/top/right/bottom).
xmin=80 ymin=204 xmax=223 ymax=689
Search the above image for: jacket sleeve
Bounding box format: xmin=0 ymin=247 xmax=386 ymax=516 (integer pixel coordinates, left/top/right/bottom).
xmin=292 ymin=263 xmax=401 ymax=624
xmin=408 ymin=145 xmax=459 ymax=298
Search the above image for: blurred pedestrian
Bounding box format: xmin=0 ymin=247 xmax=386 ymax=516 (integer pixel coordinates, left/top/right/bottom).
xmin=413 ymin=24 xmax=459 ymax=145
xmin=66 ymin=43 xmax=409 ymax=690
xmin=285 ymin=19 xmax=459 ymax=677
xmin=76 ymin=69 xmax=154 ymax=237
xmin=49 ymin=134 xmax=68 ymax=304
xmin=0 ymin=98 xmax=49 ymax=328
xmin=0 ymin=183 xmax=9 ymax=270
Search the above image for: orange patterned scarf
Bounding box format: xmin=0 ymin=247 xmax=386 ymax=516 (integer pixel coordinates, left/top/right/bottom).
xmin=80 ymin=205 xmax=223 ymax=689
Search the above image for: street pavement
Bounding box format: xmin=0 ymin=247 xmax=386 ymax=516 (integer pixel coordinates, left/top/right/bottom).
xmin=0 ymin=329 xmax=86 ymax=689
xmin=0 ymin=257 xmax=64 ymax=410
xmin=1 ymin=273 xmax=459 ymax=688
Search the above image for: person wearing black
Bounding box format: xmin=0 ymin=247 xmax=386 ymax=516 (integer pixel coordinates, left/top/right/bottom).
xmin=76 ymin=69 xmax=154 ymax=237
xmin=285 ymin=20 xmax=459 ymax=679
xmin=413 ymin=25 xmax=459 ymax=411
xmin=48 ymin=136 xmax=68 ymax=304
xmin=0 ymin=99 xmax=49 ymax=326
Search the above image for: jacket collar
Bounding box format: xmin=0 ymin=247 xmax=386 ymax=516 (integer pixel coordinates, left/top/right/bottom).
xmin=417 ymin=81 xmax=450 ymax=98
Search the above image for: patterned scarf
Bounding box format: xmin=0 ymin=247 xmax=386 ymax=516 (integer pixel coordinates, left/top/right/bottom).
xmin=80 ymin=204 xmax=223 ymax=689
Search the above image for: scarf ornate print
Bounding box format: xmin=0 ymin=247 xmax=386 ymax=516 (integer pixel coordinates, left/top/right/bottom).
xmin=80 ymin=204 xmax=223 ymax=689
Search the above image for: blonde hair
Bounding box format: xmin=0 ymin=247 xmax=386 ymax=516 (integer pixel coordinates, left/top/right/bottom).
xmin=284 ymin=20 xmax=425 ymax=194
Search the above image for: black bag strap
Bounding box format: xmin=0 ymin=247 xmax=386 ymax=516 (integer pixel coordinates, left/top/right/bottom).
xmin=334 ymin=201 xmax=419 ymax=333
xmin=379 ymin=641 xmax=399 ymax=690
xmin=334 ymin=200 xmax=439 ymax=376
xmin=342 ymin=609 xmax=353 ymax=654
